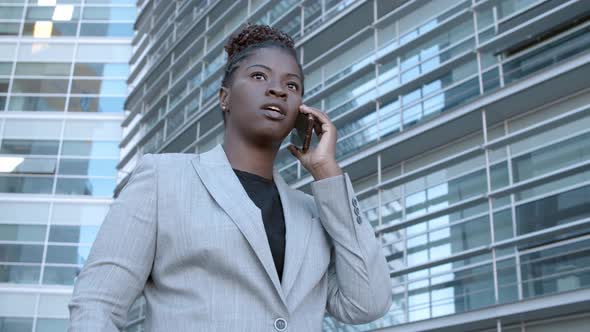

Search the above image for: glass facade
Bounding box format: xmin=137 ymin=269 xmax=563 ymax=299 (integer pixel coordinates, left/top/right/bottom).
xmin=0 ymin=0 xmax=135 ymax=330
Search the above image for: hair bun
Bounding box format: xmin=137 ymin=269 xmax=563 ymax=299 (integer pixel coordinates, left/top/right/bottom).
xmin=224 ymin=22 xmax=295 ymax=61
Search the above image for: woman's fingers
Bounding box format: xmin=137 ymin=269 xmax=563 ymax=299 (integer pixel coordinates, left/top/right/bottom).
xmin=300 ymin=105 xmax=328 ymax=123
xmin=313 ymin=120 xmax=323 ymax=139
xmin=287 ymin=144 xmax=303 ymax=159
xmin=299 ymin=104 xmax=335 ymax=136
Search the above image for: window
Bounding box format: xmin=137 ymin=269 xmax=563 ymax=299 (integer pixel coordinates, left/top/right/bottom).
xmin=68 ymin=96 xmax=125 ymax=112
xmin=76 ymin=44 xmax=131 ymax=62
xmin=14 ymin=62 xmax=71 ymax=76
xmin=73 ymin=63 xmax=128 ymax=77
xmin=63 ymin=120 xmax=122 ymax=140
xmin=79 ymin=23 xmax=133 ymax=37
xmin=18 ymin=43 xmax=75 ymax=61
xmin=8 ymin=96 xmax=66 ymax=112
xmin=11 ymin=79 xmax=69 ymax=94
xmin=82 ymin=7 xmax=136 ymax=20
xmin=61 ymin=140 xmax=119 ymax=157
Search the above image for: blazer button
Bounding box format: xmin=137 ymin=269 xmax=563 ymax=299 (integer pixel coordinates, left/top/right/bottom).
xmin=354 ymin=207 xmax=360 ymax=216
xmin=274 ymin=318 xmax=287 ymax=331
xmin=352 ymin=198 xmax=358 ymax=208
xmin=356 ymin=215 xmax=362 ymax=224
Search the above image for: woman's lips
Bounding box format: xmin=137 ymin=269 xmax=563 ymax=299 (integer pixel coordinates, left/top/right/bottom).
xmin=261 ymin=108 xmax=286 ymax=120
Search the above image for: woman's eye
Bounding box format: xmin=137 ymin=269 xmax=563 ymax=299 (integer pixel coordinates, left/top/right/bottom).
xmin=287 ymin=82 xmax=299 ymax=90
xmin=251 ymin=72 xmax=265 ymax=80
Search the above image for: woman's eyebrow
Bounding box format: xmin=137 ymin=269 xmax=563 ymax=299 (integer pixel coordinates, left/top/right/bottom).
xmin=247 ymin=64 xmax=301 ymax=81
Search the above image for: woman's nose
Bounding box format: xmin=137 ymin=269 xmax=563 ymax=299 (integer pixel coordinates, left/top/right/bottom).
xmin=267 ymin=85 xmax=287 ymax=99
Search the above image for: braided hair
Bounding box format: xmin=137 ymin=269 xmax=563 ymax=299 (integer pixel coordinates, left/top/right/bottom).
xmin=220 ymin=22 xmax=304 ymax=124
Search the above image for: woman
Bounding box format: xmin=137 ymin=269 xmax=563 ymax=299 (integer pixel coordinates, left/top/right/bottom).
xmin=68 ymin=23 xmax=391 ymax=332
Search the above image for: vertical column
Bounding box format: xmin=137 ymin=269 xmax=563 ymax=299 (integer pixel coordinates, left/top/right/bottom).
xmin=505 ymin=120 xmax=523 ymax=301
xmin=482 ymin=109 xmax=500 ymax=304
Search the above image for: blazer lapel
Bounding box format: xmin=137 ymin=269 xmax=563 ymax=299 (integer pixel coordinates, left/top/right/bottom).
xmin=190 ymin=145 xmax=286 ymax=304
xmin=273 ymin=169 xmax=313 ymax=300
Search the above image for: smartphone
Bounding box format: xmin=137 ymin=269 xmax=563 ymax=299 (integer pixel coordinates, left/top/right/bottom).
xmin=290 ymin=111 xmax=314 ymax=153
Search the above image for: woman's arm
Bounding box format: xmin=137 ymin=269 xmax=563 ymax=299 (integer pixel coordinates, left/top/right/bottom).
xmin=68 ymin=154 xmax=157 ymax=331
xmin=289 ymin=104 xmax=392 ymax=324
xmin=310 ymin=174 xmax=392 ymax=324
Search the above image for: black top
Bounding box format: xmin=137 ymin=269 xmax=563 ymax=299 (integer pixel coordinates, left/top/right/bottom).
xmin=233 ymin=168 xmax=286 ymax=282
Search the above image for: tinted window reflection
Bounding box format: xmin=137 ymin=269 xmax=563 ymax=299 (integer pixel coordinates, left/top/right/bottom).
xmin=49 ymin=225 xmax=99 ymax=243
xmin=45 ymin=245 xmax=90 ymax=264
xmin=74 ymin=63 xmax=129 ymax=77
xmin=0 ymin=139 xmax=59 ymax=155
xmin=58 ymin=158 xmax=117 ymax=176
xmin=0 ymin=317 xmax=33 ymax=332
xmin=0 ymin=264 xmax=40 ymax=284
xmin=0 ymin=176 xmax=54 ymax=194
xmin=61 ymin=141 xmax=119 ymax=157
xmin=68 ymin=96 xmax=125 ymax=113
xmin=22 ymin=22 xmax=78 ymax=37
xmin=516 ymin=185 xmax=590 ymax=247
xmin=521 ymin=239 xmax=590 ymax=298
xmin=0 ymin=244 xmax=44 ymax=263
xmin=0 ymin=224 xmax=46 ymax=242
xmin=8 ymin=96 xmax=66 ymax=112
xmin=42 ymin=266 xmax=79 ymax=286
xmin=79 ymin=23 xmax=133 ymax=37
xmin=55 ymin=177 xmax=115 ymax=197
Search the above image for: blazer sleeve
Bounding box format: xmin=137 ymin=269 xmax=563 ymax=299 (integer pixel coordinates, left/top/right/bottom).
xmin=310 ymin=172 xmax=392 ymax=324
xmin=68 ymin=154 xmax=158 ymax=332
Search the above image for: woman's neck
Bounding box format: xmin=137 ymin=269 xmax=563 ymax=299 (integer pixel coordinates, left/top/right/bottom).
xmin=222 ymin=135 xmax=279 ymax=181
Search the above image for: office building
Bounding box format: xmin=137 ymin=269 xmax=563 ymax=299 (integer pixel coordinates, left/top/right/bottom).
xmin=0 ymin=0 xmax=136 ymax=331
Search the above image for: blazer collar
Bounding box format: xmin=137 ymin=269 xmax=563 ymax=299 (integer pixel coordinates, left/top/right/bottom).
xmin=190 ymin=144 xmax=312 ymax=306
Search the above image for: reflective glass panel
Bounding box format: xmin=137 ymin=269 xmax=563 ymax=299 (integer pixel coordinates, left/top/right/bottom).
xmin=42 ymin=266 xmax=79 ymax=286
xmin=55 ymin=177 xmax=116 ymax=197
xmin=0 ymin=224 xmax=46 ymax=241
xmin=0 ymin=264 xmax=40 ymax=284
xmin=58 ymin=158 xmax=117 ymax=176
xmin=79 ymin=22 xmax=133 ymax=37
xmin=7 ymin=96 xmax=66 ymax=112
xmin=14 ymin=62 xmax=71 ymax=76
xmin=61 ymin=140 xmax=119 ymax=157
xmin=25 ymin=6 xmax=80 ymax=20
xmin=0 ymin=157 xmax=57 ymax=175
xmin=0 ymin=244 xmax=44 ymax=263
xmin=48 ymin=225 xmax=99 ymax=243
xmin=70 ymin=79 xmax=126 ymax=95
xmin=11 ymin=79 xmax=69 ymax=94
xmin=0 ymin=139 xmax=59 ymax=155
xmin=0 ymin=317 xmax=33 ymax=332
xmin=36 ymin=318 xmax=69 ymax=332
xmin=45 ymin=245 xmax=90 ymax=264
xmin=68 ymin=96 xmax=125 ymax=112
xmin=516 ymin=185 xmax=590 ymax=236
xmin=521 ymin=239 xmax=590 ymax=298
xmin=82 ymin=7 xmax=136 ymax=20
xmin=0 ymin=176 xmax=54 ymax=194
xmin=22 ymin=22 xmax=78 ymax=37
xmin=512 ymin=131 xmax=590 ymax=183
xmin=73 ymin=62 xmax=128 ymax=77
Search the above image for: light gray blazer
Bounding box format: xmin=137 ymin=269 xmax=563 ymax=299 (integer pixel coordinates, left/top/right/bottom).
xmin=68 ymin=144 xmax=392 ymax=332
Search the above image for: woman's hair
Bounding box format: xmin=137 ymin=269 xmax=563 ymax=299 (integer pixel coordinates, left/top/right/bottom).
xmin=220 ymin=22 xmax=304 ymax=123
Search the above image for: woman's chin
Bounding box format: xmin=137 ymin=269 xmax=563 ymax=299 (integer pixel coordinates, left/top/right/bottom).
xmin=251 ymin=129 xmax=290 ymax=147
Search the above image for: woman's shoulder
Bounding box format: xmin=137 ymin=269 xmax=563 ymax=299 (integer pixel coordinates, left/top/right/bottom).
xmin=142 ymin=153 xmax=197 ymax=163
xmin=138 ymin=153 xmax=198 ymax=173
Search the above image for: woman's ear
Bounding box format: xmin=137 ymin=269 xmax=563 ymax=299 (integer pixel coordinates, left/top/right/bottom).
xmin=219 ymin=87 xmax=230 ymax=113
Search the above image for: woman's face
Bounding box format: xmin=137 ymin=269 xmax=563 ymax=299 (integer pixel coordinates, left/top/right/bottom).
xmin=220 ymin=47 xmax=303 ymax=147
